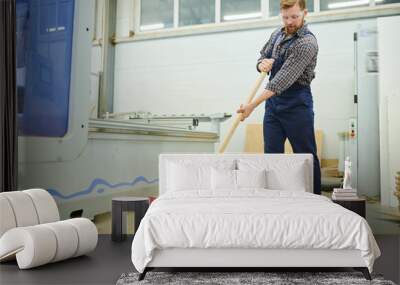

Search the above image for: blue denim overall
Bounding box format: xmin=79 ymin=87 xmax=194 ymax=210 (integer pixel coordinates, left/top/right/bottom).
xmin=263 ymin=30 xmax=321 ymax=195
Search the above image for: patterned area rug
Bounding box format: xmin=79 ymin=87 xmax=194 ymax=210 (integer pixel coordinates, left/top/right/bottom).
xmin=116 ymin=271 xmax=396 ymax=285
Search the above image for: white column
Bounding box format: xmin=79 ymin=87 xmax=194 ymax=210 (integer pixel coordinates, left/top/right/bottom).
xmin=128 ymin=0 xmax=135 ymax=36
xmin=174 ymin=0 xmax=179 ymax=28
xmin=215 ymin=0 xmax=221 ymax=23
xmin=261 ymin=0 xmax=269 ymax=18
xmin=133 ymin=0 xmax=141 ymax=32
xmin=314 ymin=0 xmax=320 ymax=12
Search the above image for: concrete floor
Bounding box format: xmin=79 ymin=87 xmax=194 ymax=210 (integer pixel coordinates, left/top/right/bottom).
xmin=1 ymin=235 xmax=399 ymax=285
xmin=367 ymin=202 xmax=400 ymax=235
xmin=0 ymin=235 xmax=134 ymax=285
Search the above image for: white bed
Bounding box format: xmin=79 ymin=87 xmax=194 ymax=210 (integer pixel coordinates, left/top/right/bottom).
xmin=131 ymin=154 xmax=380 ymax=281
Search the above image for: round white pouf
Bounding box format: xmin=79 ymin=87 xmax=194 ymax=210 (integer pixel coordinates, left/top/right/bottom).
xmin=0 ymin=218 xmax=98 ymax=269
xmin=1 ymin=192 xmax=39 ymax=227
xmin=0 ymin=226 xmax=57 ymax=269
xmin=24 ymin=189 xmax=60 ymax=223
xmin=42 ymin=220 xmax=79 ymax=262
xmin=0 ymin=196 xmax=17 ymax=237
xmin=66 ymin=218 xmax=98 ymax=257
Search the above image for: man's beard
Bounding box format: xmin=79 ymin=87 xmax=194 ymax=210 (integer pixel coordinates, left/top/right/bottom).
xmin=285 ymin=18 xmax=304 ymax=35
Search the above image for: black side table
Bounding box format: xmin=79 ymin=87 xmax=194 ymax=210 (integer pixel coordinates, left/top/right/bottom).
xmin=332 ymin=198 xmax=366 ymax=218
xmin=112 ymin=197 xmax=149 ymax=242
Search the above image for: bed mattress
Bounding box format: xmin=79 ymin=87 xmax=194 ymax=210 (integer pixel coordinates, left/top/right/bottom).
xmin=131 ymin=190 xmax=380 ymax=273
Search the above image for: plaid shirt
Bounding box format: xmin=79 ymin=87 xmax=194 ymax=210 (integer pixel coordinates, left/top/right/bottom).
xmin=257 ymin=23 xmax=318 ymax=95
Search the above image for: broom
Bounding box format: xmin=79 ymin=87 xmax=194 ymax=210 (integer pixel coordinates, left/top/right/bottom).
xmin=218 ymin=71 xmax=267 ymax=153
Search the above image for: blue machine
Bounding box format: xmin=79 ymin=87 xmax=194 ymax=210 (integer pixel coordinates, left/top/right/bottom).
xmin=17 ymin=0 xmax=75 ymax=137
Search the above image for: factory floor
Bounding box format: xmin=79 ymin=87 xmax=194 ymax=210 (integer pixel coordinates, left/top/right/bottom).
xmin=1 ymin=193 xmax=398 ymax=285
xmin=1 ymin=235 xmax=398 ymax=285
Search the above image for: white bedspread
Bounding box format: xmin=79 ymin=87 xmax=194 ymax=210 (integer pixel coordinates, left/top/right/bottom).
xmin=131 ymin=190 xmax=380 ymax=273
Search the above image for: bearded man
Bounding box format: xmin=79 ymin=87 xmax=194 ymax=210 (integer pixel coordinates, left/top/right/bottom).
xmin=237 ymin=0 xmax=321 ymax=195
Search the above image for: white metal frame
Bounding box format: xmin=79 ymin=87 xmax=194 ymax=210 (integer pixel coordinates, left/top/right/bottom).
xmin=148 ymin=248 xmax=367 ymax=268
xmin=92 ymin=0 xmax=104 ymax=46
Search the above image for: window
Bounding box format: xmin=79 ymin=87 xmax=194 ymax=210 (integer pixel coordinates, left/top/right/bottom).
xmin=269 ymin=0 xmax=314 ymax=16
xmin=140 ymin=0 xmax=173 ymax=31
xmin=221 ymin=0 xmax=261 ymax=22
xmin=136 ymin=0 xmax=400 ymax=33
xmin=179 ymin=0 xmax=215 ymax=26
xmin=375 ymin=0 xmax=400 ymax=5
xmin=320 ymin=0 xmax=369 ymax=10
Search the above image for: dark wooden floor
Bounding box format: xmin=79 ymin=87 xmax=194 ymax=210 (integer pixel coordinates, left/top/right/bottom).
xmin=0 ymin=235 xmax=399 ymax=285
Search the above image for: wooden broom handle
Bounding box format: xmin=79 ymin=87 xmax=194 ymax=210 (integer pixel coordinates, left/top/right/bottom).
xmin=218 ymin=72 xmax=267 ymax=153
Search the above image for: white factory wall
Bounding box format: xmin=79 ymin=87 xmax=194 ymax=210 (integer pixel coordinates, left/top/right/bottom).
xmin=110 ymin=17 xmax=377 ymax=160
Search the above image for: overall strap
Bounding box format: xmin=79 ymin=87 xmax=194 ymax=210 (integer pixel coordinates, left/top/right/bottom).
xmin=282 ymin=30 xmax=315 ymax=58
xmin=265 ymin=30 xmax=284 ymax=59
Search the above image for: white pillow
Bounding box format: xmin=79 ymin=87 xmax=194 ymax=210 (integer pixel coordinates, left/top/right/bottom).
xmin=211 ymin=169 xmax=267 ymax=190
xmin=211 ymin=168 xmax=236 ymax=190
xmin=266 ymin=162 xmax=307 ymax=191
xmin=236 ymin=169 xmax=267 ymax=189
xmin=237 ymin=158 xmax=309 ymax=192
xmin=167 ymin=160 xmax=235 ymax=191
xmin=167 ymin=163 xmax=209 ymax=191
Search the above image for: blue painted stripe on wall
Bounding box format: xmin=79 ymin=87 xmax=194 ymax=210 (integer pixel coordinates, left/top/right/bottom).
xmin=47 ymin=176 xmax=158 ymax=200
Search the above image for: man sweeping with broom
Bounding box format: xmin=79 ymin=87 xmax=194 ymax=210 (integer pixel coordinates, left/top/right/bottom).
xmin=237 ymin=0 xmax=321 ymax=195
